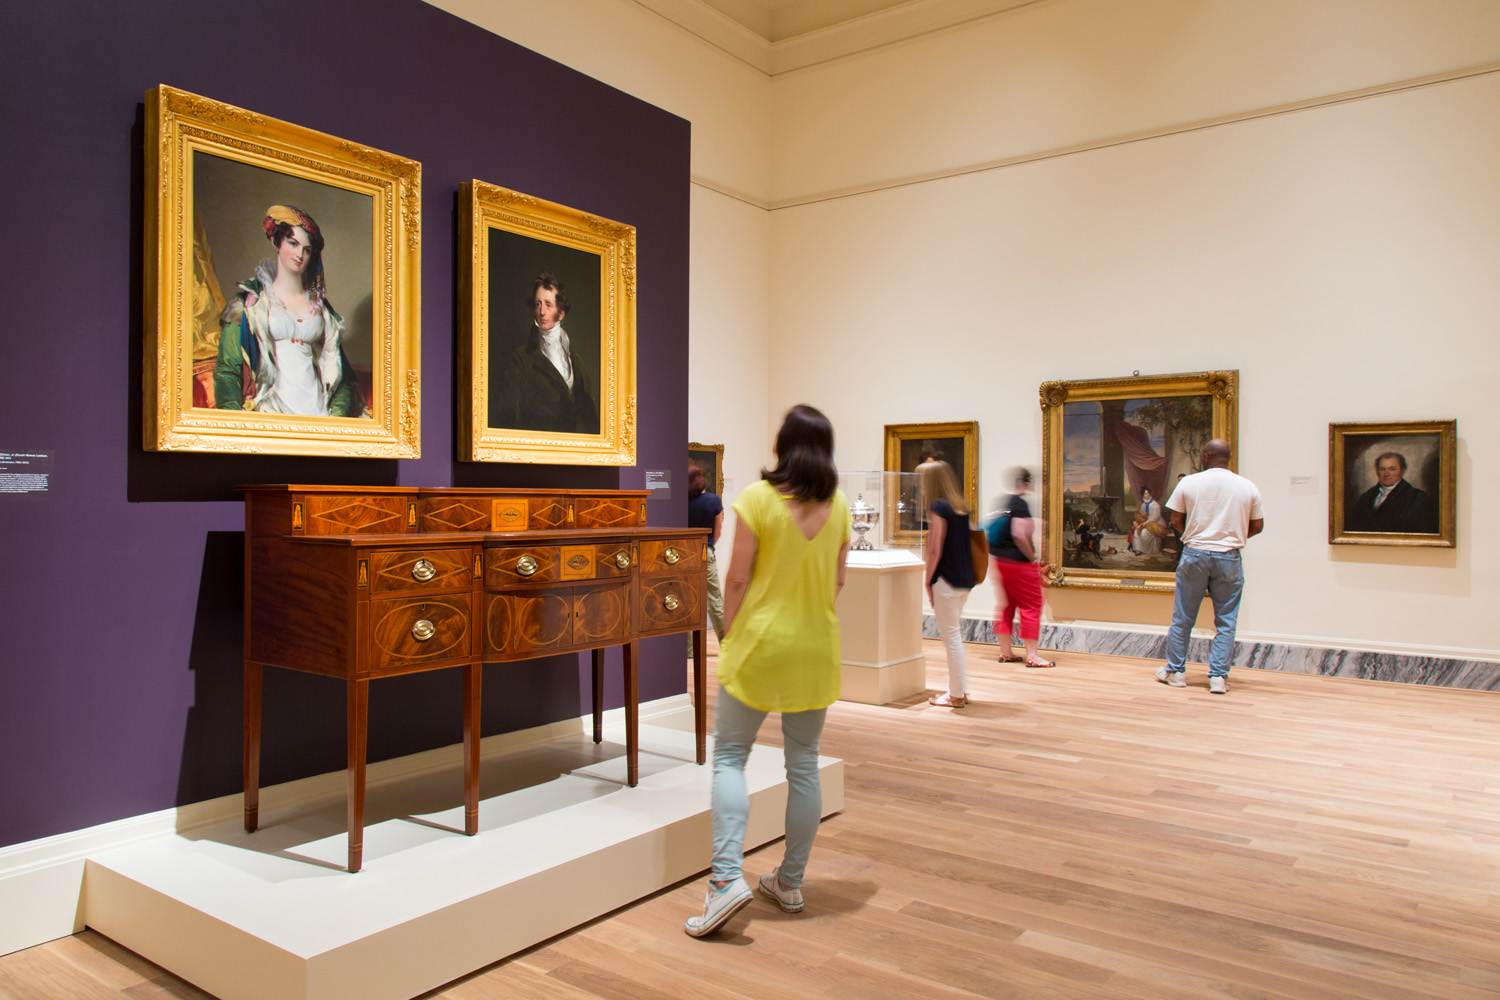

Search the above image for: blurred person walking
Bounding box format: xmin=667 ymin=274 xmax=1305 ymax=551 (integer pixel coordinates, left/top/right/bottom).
xmin=687 ymin=463 xmax=726 ymax=640
xmin=989 ymin=468 xmax=1053 ymax=668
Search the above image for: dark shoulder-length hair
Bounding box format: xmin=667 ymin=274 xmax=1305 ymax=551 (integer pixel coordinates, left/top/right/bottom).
xmin=761 ymin=404 xmax=837 ymax=502
xmin=687 ymin=464 xmax=706 ymax=498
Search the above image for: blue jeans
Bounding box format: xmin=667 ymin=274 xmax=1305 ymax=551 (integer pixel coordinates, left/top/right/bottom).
xmin=1165 ymin=547 xmax=1244 ymax=679
xmin=710 ymin=687 xmax=827 ymax=888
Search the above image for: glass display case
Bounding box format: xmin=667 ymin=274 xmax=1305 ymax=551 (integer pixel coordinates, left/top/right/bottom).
xmin=838 ymin=470 xmax=923 ymax=556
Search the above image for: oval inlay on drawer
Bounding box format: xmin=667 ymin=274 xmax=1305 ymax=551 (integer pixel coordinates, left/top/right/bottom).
xmin=372 ymin=598 xmax=468 ymax=665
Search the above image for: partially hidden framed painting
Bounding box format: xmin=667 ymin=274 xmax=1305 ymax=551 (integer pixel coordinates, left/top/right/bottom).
xmin=884 ymin=421 xmax=979 ymax=544
xmin=1041 ymin=371 xmax=1238 ymax=592
xmin=689 ymin=442 xmax=724 ymax=496
xmin=144 ymin=85 xmax=421 ymax=457
xmin=459 ymin=180 xmax=637 ymax=465
xmin=1329 ymin=420 xmax=1455 ymax=547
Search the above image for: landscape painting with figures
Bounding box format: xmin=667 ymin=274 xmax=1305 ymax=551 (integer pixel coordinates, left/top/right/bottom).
xmin=1061 ymin=394 xmax=1216 ymax=572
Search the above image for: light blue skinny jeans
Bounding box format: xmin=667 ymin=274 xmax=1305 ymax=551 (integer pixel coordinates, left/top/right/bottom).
xmin=710 ymin=686 xmax=827 ymax=888
xmin=1165 ymin=546 xmax=1244 ymax=679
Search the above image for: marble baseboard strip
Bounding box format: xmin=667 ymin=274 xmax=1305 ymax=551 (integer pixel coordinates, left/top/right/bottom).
xmin=921 ymin=616 xmax=1500 ymax=692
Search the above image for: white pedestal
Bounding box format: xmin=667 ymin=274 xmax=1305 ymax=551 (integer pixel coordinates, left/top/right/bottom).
xmin=836 ymin=549 xmax=927 ymax=704
xmin=82 ymin=718 xmax=842 ymax=1000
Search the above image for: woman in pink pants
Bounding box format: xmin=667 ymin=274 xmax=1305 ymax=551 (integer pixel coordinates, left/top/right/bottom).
xmin=989 ymin=468 xmax=1053 ymax=668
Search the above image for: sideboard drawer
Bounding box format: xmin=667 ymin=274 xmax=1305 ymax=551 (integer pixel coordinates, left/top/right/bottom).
xmin=371 ymin=596 xmax=471 ymax=670
xmin=574 ymin=582 xmax=631 ymax=645
xmin=640 ymin=538 xmax=704 ymax=576
xmin=368 ymin=548 xmax=472 ymax=595
xmin=490 ymin=496 xmax=574 ymax=532
xmin=301 ymin=494 xmax=408 ymax=535
xmin=576 ymin=496 xmax=645 ymax=528
xmin=486 ymin=546 xmax=562 ymax=586
xmin=594 ymin=541 xmax=635 ymax=578
xmin=640 ymin=575 xmax=704 ymax=635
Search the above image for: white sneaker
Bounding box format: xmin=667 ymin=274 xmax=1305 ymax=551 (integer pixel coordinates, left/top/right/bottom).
xmin=758 ymin=868 xmax=805 ymax=913
xmin=1155 ymin=666 xmax=1186 ymax=688
xmin=684 ymin=876 xmax=753 ymax=937
xmin=1209 ymin=676 xmax=1228 ymax=695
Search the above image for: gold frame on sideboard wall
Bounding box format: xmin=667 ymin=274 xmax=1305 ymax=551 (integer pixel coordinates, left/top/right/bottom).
xmin=458 ymin=179 xmax=637 ymax=465
xmin=144 ymin=84 xmax=421 ymax=457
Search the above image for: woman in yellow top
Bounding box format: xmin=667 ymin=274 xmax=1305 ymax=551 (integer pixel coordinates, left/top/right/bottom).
xmin=685 ymin=404 xmax=851 ymax=938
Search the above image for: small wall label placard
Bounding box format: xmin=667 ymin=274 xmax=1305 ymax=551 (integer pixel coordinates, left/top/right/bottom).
xmin=644 ymin=469 xmax=671 ymax=500
xmin=0 ymin=450 xmax=53 ymax=495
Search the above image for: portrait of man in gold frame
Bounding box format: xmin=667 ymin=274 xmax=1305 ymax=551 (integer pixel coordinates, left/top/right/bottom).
xmin=689 ymin=442 xmax=724 ymax=496
xmin=884 ymin=421 xmax=979 ymax=544
xmin=459 ymin=180 xmax=637 ymax=465
xmin=1040 ymin=371 xmax=1238 ymax=592
xmin=144 ymin=85 xmax=421 ymax=457
xmin=1329 ymin=420 xmax=1456 ymax=547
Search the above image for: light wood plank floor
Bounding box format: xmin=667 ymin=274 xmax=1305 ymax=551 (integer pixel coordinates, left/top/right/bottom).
xmin=4 ymin=641 xmax=1499 ymax=999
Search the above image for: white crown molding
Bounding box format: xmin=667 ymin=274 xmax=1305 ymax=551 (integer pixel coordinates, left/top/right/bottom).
xmin=634 ymin=0 xmax=1048 ymax=76
xmin=768 ymin=0 xmax=1044 ymax=74
xmin=631 ymin=0 xmax=776 ymax=72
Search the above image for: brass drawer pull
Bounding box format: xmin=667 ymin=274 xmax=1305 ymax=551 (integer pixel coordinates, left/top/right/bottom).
xmin=515 ymin=554 xmax=539 ymax=577
xmin=663 ymin=594 xmax=681 ymax=612
xmin=663 ymin=547 xmax=681 ymax=565
xmin=411 ymin=619 xmax=436 ymax=641
xmin=411 ymin=559 xmax=437 ymax=582
xmin=614 ymin=551 xmax=631 ymax=569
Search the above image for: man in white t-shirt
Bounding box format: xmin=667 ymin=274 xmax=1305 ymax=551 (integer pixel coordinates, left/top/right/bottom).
xmin=1155 ymin=439 xmax=1264 ymax=695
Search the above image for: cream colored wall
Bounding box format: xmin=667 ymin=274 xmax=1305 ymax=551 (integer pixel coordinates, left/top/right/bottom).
xmin=770 ymin=0 xmax=1500 ymax=206
xmin=769 ymin=65 xmax=1500 ymax=659
xmin=422 ymin=0 xmax=778 ymax=541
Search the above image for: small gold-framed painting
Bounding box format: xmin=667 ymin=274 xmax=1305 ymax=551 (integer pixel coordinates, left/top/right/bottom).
xmin=884 ymin=421 xmax=979 ymax=543
xmin=144 ymin=85 xmax=421 ymax=457
xmin=689 ymin=442 xmax=724 ymax=496
xmin=458 ymin=180 xmax=637 ymax=465
xmin=1329 ymin=420 xmax=1455 ymax=547
xmin=1040 ymin=371 xmax=1238 ymax=592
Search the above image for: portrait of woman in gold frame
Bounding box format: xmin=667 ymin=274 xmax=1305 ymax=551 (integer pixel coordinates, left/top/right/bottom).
xmin=144 ymin=85 xmax=421 ymax=457
xmin=459 ymin=180 xmax=637 ymax=465
xmin=1040 ymin=371 xmax=1238 ymax=593
xmin=883 ymin=421 xmax=979 ymax=545
xmin=1329 ymin=419 xmax=1456 ymax=547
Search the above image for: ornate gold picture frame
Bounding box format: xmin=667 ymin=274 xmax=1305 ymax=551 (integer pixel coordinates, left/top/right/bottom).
xmin=144 ymin=85 xmax=421 ymax=457
xmin=459 ymin=180 xmax=637 ymax=465
xmin=1329 ymin=420 xmax=1455 ymax=547
xmin=1040 ymin=371 xmax=1238 ymax=592
xmin=883 ymin=421 xmax=979 ymax=544
xmin=689 ymin=442 xmax=724 ymax=495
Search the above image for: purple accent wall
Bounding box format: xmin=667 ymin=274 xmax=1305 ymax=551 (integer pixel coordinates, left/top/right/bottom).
xmin=0 ymin=1 xmax=691 ymax=848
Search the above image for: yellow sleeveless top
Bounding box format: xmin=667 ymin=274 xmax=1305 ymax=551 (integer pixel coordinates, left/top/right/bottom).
xmin=717 ymin=481 xmax=852 ymax=713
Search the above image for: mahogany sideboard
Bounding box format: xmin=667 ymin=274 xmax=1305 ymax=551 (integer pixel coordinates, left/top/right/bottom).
xmin=241 ymin=485 xmax=711 ymax=872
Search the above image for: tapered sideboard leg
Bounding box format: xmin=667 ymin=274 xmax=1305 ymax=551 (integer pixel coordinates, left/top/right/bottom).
xmin=624 ymin=641 xmax=639 ymax=787
xmin=463 ymin=663 xmax=482 ymax=836
xmin=592 ymin=648 xmax=605 ymax=744
xmin=346 ymin=678 xmax=369 ymax=873
xmin=243 ymin=661 xmax=262 ymax=832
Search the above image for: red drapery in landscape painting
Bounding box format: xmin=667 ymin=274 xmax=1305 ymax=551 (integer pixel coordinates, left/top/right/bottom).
xmin=1105 ymin=414 xmax=1167 ymax=503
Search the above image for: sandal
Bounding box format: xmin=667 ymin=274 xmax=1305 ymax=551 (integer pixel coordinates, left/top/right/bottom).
xmin=1024 ymin=659 xmax=1056 ymax=669
xmin=997 ymin=654 xmax=1024 ymax=663
xmin=928 ymin=693 xmax=969 ymax=708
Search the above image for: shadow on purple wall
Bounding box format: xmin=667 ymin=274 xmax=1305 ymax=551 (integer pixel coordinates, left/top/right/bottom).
xmin=0 ymin=0 xmax=689 ymax=848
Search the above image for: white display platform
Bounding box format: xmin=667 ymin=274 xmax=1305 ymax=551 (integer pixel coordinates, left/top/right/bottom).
xmin=83 ymin=718 xmax=843 ymax=1000
xmin=836 ymin=549 xmax=927 ymax=704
